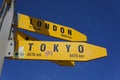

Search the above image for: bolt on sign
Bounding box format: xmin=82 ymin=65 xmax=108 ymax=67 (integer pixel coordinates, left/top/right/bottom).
xmin=15 ymin=13 xmax=87 ymax=41
xmin=14 ymin=41 xmax=107 ymax=61
xmin=15 ymin=31 xmax=75 ymax=66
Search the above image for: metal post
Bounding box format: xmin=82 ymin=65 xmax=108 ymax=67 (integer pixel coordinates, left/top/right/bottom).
xmin=0 ymin=0 xmax=14 ymax=77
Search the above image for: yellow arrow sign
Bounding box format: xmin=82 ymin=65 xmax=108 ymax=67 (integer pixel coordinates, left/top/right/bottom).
xmin=15 ymin=13 xmax=87 ymax=41
xmin=14 ymin=41 xmax=107 ymax=61
xmin=15 ymin=31 xmax=75 ymax=66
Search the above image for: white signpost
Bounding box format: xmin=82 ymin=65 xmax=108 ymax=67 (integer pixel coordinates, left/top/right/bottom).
xmin=0 ymin=0 xmax=14 ymax=77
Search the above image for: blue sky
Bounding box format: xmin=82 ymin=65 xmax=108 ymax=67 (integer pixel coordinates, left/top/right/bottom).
xmin=0 ymin=0 xmax=120 ymax=80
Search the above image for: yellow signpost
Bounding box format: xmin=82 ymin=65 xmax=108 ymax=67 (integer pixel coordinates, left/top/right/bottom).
xmin=13 ymin=13 xmax=107 ymax=66
xmin=15 ymin=31 xmax=75 ymax=66
xmin=0 ymin=0 xmax=108 ymax=77
xmin=15 ymin=13 xmax=87 ymax=41
xmin=14 ymin=41 xmax=107 ymax=61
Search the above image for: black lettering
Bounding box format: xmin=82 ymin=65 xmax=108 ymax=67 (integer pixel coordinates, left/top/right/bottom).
xmin=79 ymin=55 xmax=84 ymax=58
xmin=30 ymin=18 xmax=33 ymax=25
xmin=36 ymin=54 xmax=41 ymax=56
xmin=70 ymin=54 xmax=78 ymax=58
xmin=40 ymin=44 xmax=46 ymax=51
xmin=29 ymin=43 xmax=34 ymax=51
xmin=66 ymin=44 xmax=71 ymax=52
xmin=53 ymin=25 xmax=57 ymax=31
xmin=37 ymin=21 xmax=42 ymax=27
xmin=54 ymin=44 xmax=59 ymax=52
xmin=61 ymin=34 xmax=72 ymax=39
xmin=45 ymin=23 xmax=49 ymax=29
xmin=68 ymin=29 xmax=72 ymax=35
xmin=78 ymin=45 xmax=84 ymax=53
xmin=60 ymin=27 xmax=64 ymax=33
xmin=27 ymin=53 xmax=31 ymax=56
